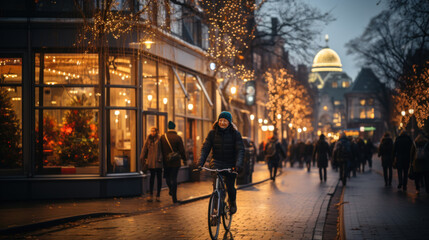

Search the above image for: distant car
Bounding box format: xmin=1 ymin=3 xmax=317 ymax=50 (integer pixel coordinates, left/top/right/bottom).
xmin=237 ymin=137 xmax=257 ymax=184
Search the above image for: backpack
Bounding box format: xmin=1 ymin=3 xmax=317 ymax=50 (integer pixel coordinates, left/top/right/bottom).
xmin=265 ymin=141 xmax=277 ymax=158
xmin=416 ymin=142 xmax=429 ymax=161
xmin=337 ymin=140 xmax=351 ymax=162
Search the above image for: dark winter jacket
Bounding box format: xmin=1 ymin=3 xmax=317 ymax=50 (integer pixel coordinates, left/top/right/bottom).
xmin=159 ymin=130 xmax=186 ymax=168
xmin=410 ymin=135 xmax=429 ymax=173
xmin=264 ymin=137 xmax=287 ymax=164
xmin=313 ymin=139 xmax=331 ymax=168
xmin=378 ymin=136 xmax=394 ymax=168
xmin=333 ymin=137 xmax=352 ymax=164
xmin=140 ymin=134 xmax=162 ymax=169
xmin=199 ymin=121 xmax=244 ymax=169
xmin=393 ymin=133 xmax=413 ymax=169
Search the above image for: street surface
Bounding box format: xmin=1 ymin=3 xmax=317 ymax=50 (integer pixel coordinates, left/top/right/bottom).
xmin=11 ymin=166 xmax=337 ymax=240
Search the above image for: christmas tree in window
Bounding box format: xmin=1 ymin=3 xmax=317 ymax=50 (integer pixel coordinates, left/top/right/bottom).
xmin=57 ymin=94 xmax=99 ymax=167
xmin=0 ymin=87 xmax=22 ymax=168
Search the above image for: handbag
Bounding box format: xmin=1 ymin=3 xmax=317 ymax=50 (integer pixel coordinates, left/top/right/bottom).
xmin=164 ymin=134 xmax=182 ymax=163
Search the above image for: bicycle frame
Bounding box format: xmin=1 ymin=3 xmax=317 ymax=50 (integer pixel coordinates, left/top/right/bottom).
xmin=200 ymin=167 xmax=237 ymax=240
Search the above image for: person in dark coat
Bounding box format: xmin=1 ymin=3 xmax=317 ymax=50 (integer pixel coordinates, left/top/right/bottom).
xmin=140 ymin=127 xmax=163 ymax=202
xmin=313 ymin=134 xmax=331 ymax=181
xmin=356 ymin=137 xmax=366 ymax=173
xmin=378 ymin=132 xmax=394 ymax=186
xmin=333 ymin=133 xmax=352 ymax=186
xmin=365 ymin=138 xmax=374 ymax=169
xmin=159 ymin=121 xmax=186 ymax=203
xmin=264 ymin=134 xmax=287 ymax=181
xmin=304 ymin=140 xmax=314 ymax=172
xmin=393 ymin=130 xmax=413 ymax=191
xmin=199 ymin=111 xmax=244 ymax=214
xmin=410 ymin=133 xmax=429 ymax=194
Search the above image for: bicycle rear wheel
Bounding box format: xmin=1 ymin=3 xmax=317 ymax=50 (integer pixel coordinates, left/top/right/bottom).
xmin=222 ymin=196 xmax=233 ymax=230
xmin=208 ymin=192 xmax=221 ymax=239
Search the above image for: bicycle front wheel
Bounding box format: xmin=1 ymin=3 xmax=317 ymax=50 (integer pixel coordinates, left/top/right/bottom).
xmin=222 ymin=196 xmax=233 ymax=230
xmin=208 ymin=192 xmax=221 ymax=239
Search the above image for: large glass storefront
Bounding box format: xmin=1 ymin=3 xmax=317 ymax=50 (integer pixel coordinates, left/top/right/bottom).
xmin=0 ymin=52 xmax=215 ymax=177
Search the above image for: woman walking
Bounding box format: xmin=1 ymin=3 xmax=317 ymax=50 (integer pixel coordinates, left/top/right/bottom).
xmin=140 ymin=127 xmax=163 ymax=202
xmin=378 ymin=132 xmax=394 ymax=187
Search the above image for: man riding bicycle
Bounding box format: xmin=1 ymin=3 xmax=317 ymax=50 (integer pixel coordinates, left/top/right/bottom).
xmin=199 ymin=111 xmax=244 ymax=214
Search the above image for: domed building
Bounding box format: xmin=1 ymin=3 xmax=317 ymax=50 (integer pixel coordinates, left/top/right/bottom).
xmin=309 ymin=35 xmax=352 ymax=135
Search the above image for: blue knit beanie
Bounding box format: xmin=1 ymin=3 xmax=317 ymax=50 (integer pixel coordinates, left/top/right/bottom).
xmin=168 ymin=121 xmax=176 ymax=129
xmin=218 ymin=111 xmax=232 ymax=123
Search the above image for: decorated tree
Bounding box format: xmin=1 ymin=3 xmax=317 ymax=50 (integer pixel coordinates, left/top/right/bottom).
xmin=393 ymin=61 xmax=429 ymax=133
xmin=0 ymin=87 xmax=21 ymax=168
xmin=265 ymin=68 xmax=313 ymax=133
xmin=57 ymin=94 xmax=99 ymax=167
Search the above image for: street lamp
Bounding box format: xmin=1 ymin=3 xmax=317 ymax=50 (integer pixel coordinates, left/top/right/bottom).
xmin=230 ymin=86 xmax=237 ymax=95
xmin=288 ymin=123 xmax=293 ymax=129
xmin=258 ymin=118 xmax=263 ymax=124
xmin=250 ymin=114 xmax=255 ymax=121
xmin=277 ymin=114 xmax=281 ymax=120
xmin=401 ymin=111 xmax=406 ymax=116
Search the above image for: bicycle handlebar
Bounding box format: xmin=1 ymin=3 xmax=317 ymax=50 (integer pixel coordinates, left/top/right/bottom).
xmin=193 ymin=167 xmax=238 ymax=174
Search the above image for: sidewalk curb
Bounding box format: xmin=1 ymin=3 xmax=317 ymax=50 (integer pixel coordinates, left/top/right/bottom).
xmin=0 ymin=212 xmax=122 ymax=235
xmin=312 ymin=180 xmax=339 ymax=240
xmin=338 ymin=184 xmax=346 ymax=240
xmin=0 ymin=174 xmax=277 ymax=235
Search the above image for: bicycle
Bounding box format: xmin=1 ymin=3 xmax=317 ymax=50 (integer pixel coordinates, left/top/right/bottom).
xmin=194 ymin=167 xmax=237 ymax=240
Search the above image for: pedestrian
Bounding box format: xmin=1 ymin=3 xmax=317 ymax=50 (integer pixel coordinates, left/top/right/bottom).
xmin=159 ymin=121 xmax=186 ymax=203
xmin=349 ymin=137 xmax=359 ymax=177
xmin=330 ymin=140 xmax=337 ymax=171
xmin=297 ymin=140 xmax=306 ymax=168
xmin=304 ymin=139 xmax=314 ymax=172
xmin=140 ymin=127 xmax=163 ymax=202
xmin=378 ymin=132 xmax=394 ymax=187
xmin=410 ymin=133 xmax=429 ymax=194
xmin=198 ymin=111 xmax=244 ymax=214
xmin=356 ymin=138 xmax=366 ymax=173
xmin=333 ymin=132 xmax=352 ymax=186
xmin=289 ymin=139 xmax=296 ymax=167
xmin=393 ymin=130 xmax=413 ymax=192
xmin=264 ymin=133 xmax=287 ymax=180
xmin=365 ymin=138 xmax=374 ymax=169
xmin=258 ymin=140 xmax=266 ymax=162
xmin=313 ymin=134 xmax=331 ymax=182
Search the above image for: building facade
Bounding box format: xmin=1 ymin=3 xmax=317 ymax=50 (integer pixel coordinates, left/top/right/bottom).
xmin=308 ymin=38 xmax=352 ymax=137
xmin=0 ymin=1 xmax=221 ymax=200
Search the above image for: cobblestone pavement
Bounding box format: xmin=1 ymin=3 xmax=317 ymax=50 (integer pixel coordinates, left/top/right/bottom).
xmin=344 ymin=156 xmax=429 ymax=240
xmin=10 ymin=166 xmax=338 ymax=240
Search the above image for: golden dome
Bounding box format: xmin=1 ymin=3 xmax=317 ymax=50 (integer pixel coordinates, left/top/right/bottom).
xmin=312 ymin=48 xmax=342 ymax=72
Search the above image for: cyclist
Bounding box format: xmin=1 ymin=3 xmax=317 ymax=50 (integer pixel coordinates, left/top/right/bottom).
xmin=198 ymin=111 xmax=244 ymax=214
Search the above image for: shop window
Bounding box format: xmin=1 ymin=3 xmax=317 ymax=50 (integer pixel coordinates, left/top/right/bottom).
xmin=110 ymin=88 xmax=136 ymax=107
xmin=35 ymin=0 xmax=76 ymax=12
xmin=175 ymin=70 xmax=186 ymax=115
xmin=360 ymin=98 xmax=366 ymax=106
xmin=41 ymin=54 xmax=99 ymax=85
xmin=142 ymin=59 xmax=157 ymax=110
xmin=35 ymin=109 xmax=99 ymax=174
xmin=367 ymin=108 xmax=375 ymax=119
xmin=186 ymin=74 xmax=202 ymax=118
xmin=342 ymin=81 xmax=350 ymax=88
xmin=35 ymin=53 xmax=100 ymax=175
xmin=360 ymin=109 xmax=366 ymax=119
xmin=203 ymin=79 xmax=214 ymax=120
xmin=108 ymin=109 xmax=136 ymax=173
xmin=334 ymin=100 xmax=341 ymax=106
xmin=175 ymin=116 xmax=186 ymax=139
xmin=159 ymin=64 xmax=173 ymax=114
xmin=367 ymin=98 xmax=374 ymax=106
xmin=107 ymin=56 xmax=135 ymax=85
xmin=0 ymin=57 xmax=23 ymax=175
xmin=332 ymin=81 xmax=338 ymax=88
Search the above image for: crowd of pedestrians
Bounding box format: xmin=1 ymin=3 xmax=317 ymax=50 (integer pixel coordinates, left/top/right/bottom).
xmin=258 ymin=130 xmax=429 ymax=195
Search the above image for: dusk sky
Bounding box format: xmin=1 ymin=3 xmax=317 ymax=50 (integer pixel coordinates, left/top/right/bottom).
xmin=303 ymin=0 xmax=388 ymax=80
